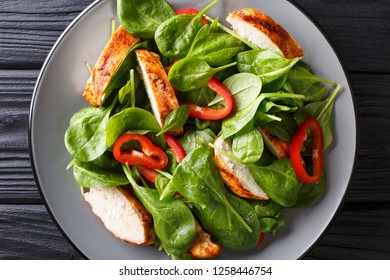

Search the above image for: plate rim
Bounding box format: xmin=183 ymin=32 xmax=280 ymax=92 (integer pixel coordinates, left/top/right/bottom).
xmin=28 ymin=0 xmax=358 ymax=260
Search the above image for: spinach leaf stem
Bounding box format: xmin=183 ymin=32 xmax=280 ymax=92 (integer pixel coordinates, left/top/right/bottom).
xmin=204 ymin=15 xmax=259 ymax=50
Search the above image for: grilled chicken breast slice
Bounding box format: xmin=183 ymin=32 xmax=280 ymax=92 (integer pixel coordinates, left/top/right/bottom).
xmin=214 ymin=136 xmax=269 ymax=200
xmin=83 ymin=25 xmax=140 ymax=107
xmin=259 ymin=127 xmax=290 ymax=159
xmin=84 ymin=187 xmax=155 ymax=245
xmin=188 ymin=220 xmax=221 ymax=259
xmin=226 ymin=8 xmax=304 ymax=59
xmin=135 ymin=49 xmax=183 ymax=135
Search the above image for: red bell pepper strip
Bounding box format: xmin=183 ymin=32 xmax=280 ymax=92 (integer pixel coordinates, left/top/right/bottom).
xmin=188 ymin=76 xmax=234 ymax=120
xmin=258 ymin=233 xmax=264 ymax=245
xmin=290 ymin=118 xmax=324 ymax=184
xmin=164 ymin=134 xmax=186 ymax=163
xmin=136 ymin=165 xmax=159 ymax=184
xmin=176 ymin=8 xmax=208 ymax=25
xmin=113 ymin=133 xmax=168 ymax=170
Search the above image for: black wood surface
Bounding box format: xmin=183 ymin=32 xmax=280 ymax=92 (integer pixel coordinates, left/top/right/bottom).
xmin=0 ymin=0 xmax=389 ymax=260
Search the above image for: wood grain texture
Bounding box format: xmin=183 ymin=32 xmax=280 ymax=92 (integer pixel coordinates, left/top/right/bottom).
xmin=0 ymin=0 xmax=94 ymax=69
xmin=0 ymin=0 xmax=389 ymax=260
xmin=0 ymin=205 xmax=83 ymax=259
xmin=305 ymin=202 xmax=390 ymax=259
xmin=294 ymin=0 xmax=390 ymax=73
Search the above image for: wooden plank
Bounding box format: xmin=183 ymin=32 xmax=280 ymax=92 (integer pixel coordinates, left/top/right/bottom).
xmin=346 ymin=74 xmax=390 ymax=202
xmin=0 ymin=70 xmax=41 ymax=203
xmin=0 ymin=0 xmax=389 ymax=72
xmin=0 ymin=204 xmax=83 ymax=259
xmin=0 ymin=0 xmax=93 ymax=68
xmin=294 ymin=0 xmax=390 ymax=73
xmin=304 ymin=202 xmax=390 ymax=259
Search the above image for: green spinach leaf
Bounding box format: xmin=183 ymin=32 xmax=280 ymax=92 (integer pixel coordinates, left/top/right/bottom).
xmin=155 ymin=0 xmax=219 ymax=58
xmin=65 ymin=105 xmax=112 ymax=162
xmin=166 ymin=146 xmax=253 ymax=232
xmin=262 ymin=112 xmax=298 ymax=142
xmin=294 ymin=84 xmax=342 ymax=150
xmin=222 ymin=95 xmax=265 ymax=139
xmin=287 ymin=63 xmax=335 ymax=102
xmin=250 ymin=200 xmax=284 ymax=233
xmin=293 ymin=166 xmax=327 ymax=208
xmin=101 ymin=41 xmax=151 ymax=104
xmin=73 ymin=161 xmax=128 ymax=189
xmin=193 ymin=192 xmax=260 ymax=251
xmin=157 ymin=106 xmax=189 ymax=136
xmin=232 ymin=124 xmax=264 ymax=164
xmin=168 ymin=57 xmax=236 ymax=91
xmin=123 ymin=165 xmax=196 ymax=256
xmin=106 ymin=107 xmax=165 ymax=148
xmin=237 ymin=49 xmax=300 ymax=92
xmin=186 ymin=19 xmax=247 ymax=66
xmin=208 ymin=73 xmax=262 ymax=111
xmin=117 ymin=0 xmax=175 ymax=39
xmin=179 ymin=128 xmax=216 ymax=154
xmin=178 ymin=86 xmax=216 ymax=106
xmin=250 ymin=158 xmax=302 ymax=207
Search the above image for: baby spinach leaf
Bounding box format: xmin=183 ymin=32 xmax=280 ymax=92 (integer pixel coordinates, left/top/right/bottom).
xmin=232 ymin=124 xmax=264 ymax=164
xmin=208 ymin=73 xmax=262 ymax=111
xmin=65 ymin=106 xmax=112 ymax=162
xmin=293 ymin=167 xmax=327 ymax=208
xmin=287 ymin=63 xmax=335 ymax=102
xmin=178 ymin=86 xmax=216 ymax=106
xmin=155 ymin=0 xmax=219 ymax=58
xmin=73 ymin=161 xmax=128 ymax=188
xmin=106 ymin=107 xmax=165 ymax=148
xmin=90 ymin=151 xmax=120 ymax=170
xmin=262 ymin=112 xmax=298 ymax=142
xmin=186 ymin=20 xmax=247 ymax=66
xmin=117 ymin=0 xmax=175 ymax=39
xmin=101 ymin=41 xmax=151 ymax=104
xmin=193 ymin=192 xmax=261 ymax=251
xmin=167 ymin=146 xmax=253 ymax=232
xmin=259 ymin=99 xmax=296 ymax=114
xmin=134 ymin=186 xmax=196 ymax=256
xmin=157 ymin=105 xmax=189 ymax=136
xmin=250 ymin=158 xmax=302 ymax=207
xmin=168 ymin=57 xmax=236 ymax=91
xmin=254 ymin=111 xmax=282 ymax=127
xmin=123 ymin=165 xmax=196 ymax=256
xmin=250 ymin=200 xmax=284 ymax=233
xmin=222 ymin=94 xmax=265 ymax=139
xmin=155 ymin=174 xmax=170 ymax=195
xmin=204 ymin=15 xmax=260 ymax=50
xmin=179 ymin=128 xmax=216 ymax=155
xmin=237 ymin=49 xmax=300 ymax=92
xmin=118 ymin=69 xmax=140 ymax=108
xmin=294 ymin=84 xmax=342 ymax=150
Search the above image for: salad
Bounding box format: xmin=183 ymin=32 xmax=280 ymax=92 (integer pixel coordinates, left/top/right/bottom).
xmin=64 ymin=0 xmax=341 ymax=259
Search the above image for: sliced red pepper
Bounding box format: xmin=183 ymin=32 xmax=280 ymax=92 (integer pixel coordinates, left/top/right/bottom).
xmin=164 ymin=134 xmax=186 ymax=163
xmin=176 ymin=7 xmax=208 ymax=25
xmin=136 ymin=165 xmax=159 ymax=184
xmin=188 ymin=76 xmax=234 ymax=120
xmin=113 ymin=133 xmax=168 ymax=170
xmin=290 ymin=118 xmax=324 ymax=184
xmin=258 ymin=233 xmax=264 ymax=245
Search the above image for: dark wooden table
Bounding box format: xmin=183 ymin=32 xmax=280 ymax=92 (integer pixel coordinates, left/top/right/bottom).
xmin=0 ymin=0 xmax=389 ymax=260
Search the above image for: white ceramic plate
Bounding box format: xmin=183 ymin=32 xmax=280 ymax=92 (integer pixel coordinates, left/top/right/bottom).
xmin=29 ymin=0 xmax=356 ymax=259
